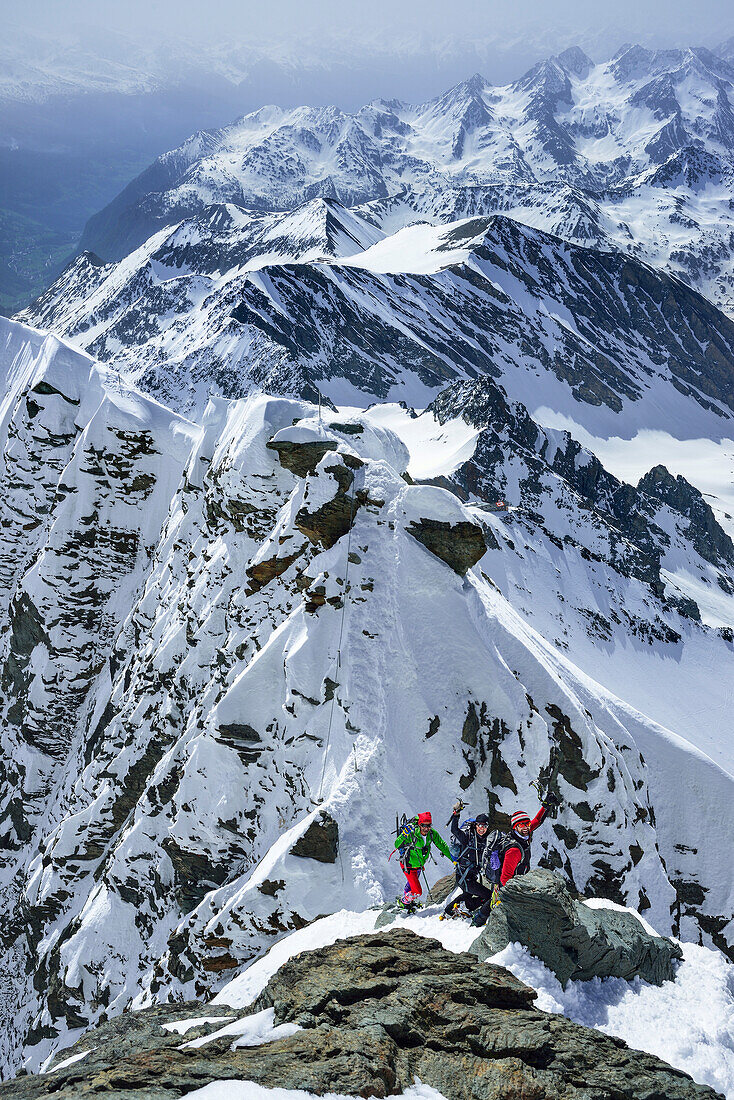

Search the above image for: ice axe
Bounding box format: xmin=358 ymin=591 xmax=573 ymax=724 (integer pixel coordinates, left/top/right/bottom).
xmin=446 ymin=798 xmax=467 ymax=826
xmin=531 ymin=748 xmax=563 ymax=817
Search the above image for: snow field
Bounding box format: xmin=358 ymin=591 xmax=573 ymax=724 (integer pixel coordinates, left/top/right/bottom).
xmin=494 ymin=940 xmax=734 ymax=1098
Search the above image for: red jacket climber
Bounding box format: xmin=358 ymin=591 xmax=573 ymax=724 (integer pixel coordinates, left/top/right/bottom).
xmin=499 ymin=807 xmax=547 ymax=885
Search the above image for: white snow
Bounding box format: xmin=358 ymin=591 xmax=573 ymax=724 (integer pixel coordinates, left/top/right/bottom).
xmin=352 ymin=404 xmax=480 ymax=480
xmin=162 ymin=1017 xmax=235 ymax=1035
xmin=181 ymin=1008 xmax=300 ymax=1050
xmin=336 ymin=220 xmax=484 ymax=275
xmin=47 ymin=1049 xmax=93 ymax=1073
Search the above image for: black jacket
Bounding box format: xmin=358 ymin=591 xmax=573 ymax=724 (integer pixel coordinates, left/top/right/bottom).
xmin=450 ymin=814 xmax=489 ymax=872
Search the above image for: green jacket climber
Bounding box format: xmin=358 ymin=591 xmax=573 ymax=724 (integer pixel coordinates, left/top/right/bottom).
xmin=394 ymin=812 xmax=452 ymax=868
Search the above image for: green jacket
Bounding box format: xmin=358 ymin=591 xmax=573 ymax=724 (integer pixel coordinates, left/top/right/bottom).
xmin=394 ymin=822 xmax=453 ymax=868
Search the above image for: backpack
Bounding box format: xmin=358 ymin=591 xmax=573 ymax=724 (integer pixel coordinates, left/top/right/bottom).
xmin=482 ymin=829 xmax=511 ymax=878
xmin=394 ymin=813 xmax=429 ymax=864
xmin=449 ymin=818 xmax=476 ymax=863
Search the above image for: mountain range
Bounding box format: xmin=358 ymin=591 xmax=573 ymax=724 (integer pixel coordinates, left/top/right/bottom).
xmin=68 ymin=43 xmax=734 ymax=318
xmin=3 ymin=37 xmax=734 ymax=1096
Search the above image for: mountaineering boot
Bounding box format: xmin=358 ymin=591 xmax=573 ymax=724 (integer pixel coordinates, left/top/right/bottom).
xmin=396 ymin=896 xmax=422 ymax=912
xmin=441 ymin=901 xmax=468 ymax=921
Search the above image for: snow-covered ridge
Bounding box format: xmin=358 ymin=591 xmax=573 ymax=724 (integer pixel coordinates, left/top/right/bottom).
xmin=0 ymin=317 xmax=732 ymax=1083
xmin=20 ymin=205 xmax=734 ymax=437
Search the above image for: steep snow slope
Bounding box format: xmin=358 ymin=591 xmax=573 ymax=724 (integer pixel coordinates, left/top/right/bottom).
xmin=0 ymin=319 xmax=732 ymax=1081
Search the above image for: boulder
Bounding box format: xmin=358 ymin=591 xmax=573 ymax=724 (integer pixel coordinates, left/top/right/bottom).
xmin=471 ymin=868 xmax=683 ymax=986
xmin=7 ymin=928 xmax=718 ymax=1099
xmin=428 ymin=871 xmax=457 ymax=904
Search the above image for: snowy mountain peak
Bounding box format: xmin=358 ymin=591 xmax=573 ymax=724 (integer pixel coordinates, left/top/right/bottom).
xmin=59 ymin=41 xmax=734 ymax=329
xmin=554 ymin=46 xmax=594 ymax=78
xmin=440 ymin=71 xmax=489 ymax=101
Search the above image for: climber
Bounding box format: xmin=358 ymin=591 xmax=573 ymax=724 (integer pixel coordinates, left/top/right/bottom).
xmin=472 ymin=797 xmax=557 ymax=926
xmin=394 ymin=811 xmax=453 ymax=908
xmin=443 ymin=802 xmax=494 ymax=917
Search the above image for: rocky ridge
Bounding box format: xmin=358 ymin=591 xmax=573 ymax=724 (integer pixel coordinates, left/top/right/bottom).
xmin=0 ymin=929 xmax=722 ymax=1100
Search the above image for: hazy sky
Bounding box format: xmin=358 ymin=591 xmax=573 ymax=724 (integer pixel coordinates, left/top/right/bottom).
xmin=7 ymin=0 xmax=734 ymax=50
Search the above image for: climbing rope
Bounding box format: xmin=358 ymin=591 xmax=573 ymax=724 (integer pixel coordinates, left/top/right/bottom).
xmin=316 ymin=467 xmax=359 ymax=803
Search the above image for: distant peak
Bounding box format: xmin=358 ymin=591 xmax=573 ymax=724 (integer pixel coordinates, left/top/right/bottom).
xmin=438 ymin=72 xmax=488 ymax=105
xmin=464 ymin=72 xmax=487 ymax=94
xmin=555 ymin=46 xmax=593 ymax=78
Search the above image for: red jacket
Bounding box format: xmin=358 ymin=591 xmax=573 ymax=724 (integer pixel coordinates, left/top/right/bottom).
xmin=500 ymin=806 xmax=547 ymax=886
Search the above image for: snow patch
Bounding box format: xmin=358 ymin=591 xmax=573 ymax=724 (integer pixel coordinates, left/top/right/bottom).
xmin=181 ymin=1008 xmax=301 ymax=1050
xmin=181 ymin=1080 xmax=449 ymax=1100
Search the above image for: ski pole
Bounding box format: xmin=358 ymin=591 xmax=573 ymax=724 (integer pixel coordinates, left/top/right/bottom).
xmin=421 ymin=865 xmax=430 ymax=900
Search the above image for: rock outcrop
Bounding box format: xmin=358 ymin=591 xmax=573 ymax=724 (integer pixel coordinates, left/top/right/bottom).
xmin=289 ymin=811 xmax=339 ymax=863
xmin=266 ymin=437 xmax=338 ymax=478
xmin=472 ymin=869 xmax=683 ymax=986
xmin=406 ymin=517 xmax=487 ymax=575
xmin=1 ymin=929 xmax=719 ymax=1099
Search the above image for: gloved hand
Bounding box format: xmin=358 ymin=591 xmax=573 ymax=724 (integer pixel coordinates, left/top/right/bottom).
xmin=452 ymin=801 xmax=463 ymax=814
xmin=542 ymin=791 xmax=560 ymax=810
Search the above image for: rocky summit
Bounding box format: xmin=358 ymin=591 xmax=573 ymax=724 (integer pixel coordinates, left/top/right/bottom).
xmin=0 ymin=929 xmax=721 ymax=1100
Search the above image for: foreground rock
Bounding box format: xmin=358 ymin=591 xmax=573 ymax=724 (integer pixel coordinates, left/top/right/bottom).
xmin=2 ymin=929 xmax=719 ymax=1099
xmin=472 ymin=869 xmax=683 ymax=985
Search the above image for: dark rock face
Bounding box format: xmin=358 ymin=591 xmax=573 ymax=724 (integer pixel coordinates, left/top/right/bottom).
xmin=266 ymin=438 xmax=339 ymax=477
xmin=245 ymin=549 xmax=302 ymax=594
xmin=289 ymin=811 xmax=339 ymax=863
xmin=2 ymin=929 xmax=719 ymax=1099
xmin=406 ymin=517 xmax=487 ymax=574
xmin=472 ymin=869 xmax=683 ymax=986
xmin=639 ymin=464 xmax=734 ymax=570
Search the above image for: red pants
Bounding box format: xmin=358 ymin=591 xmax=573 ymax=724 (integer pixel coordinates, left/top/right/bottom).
xmin=401 ymin=864 xmax=422 ymax=902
